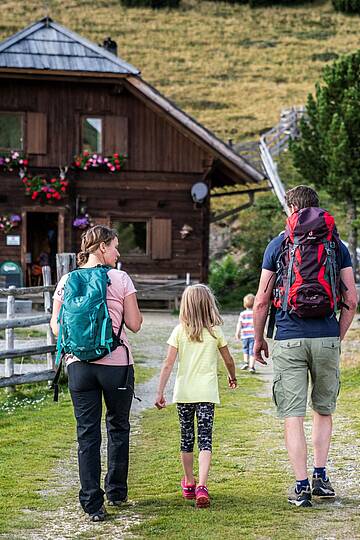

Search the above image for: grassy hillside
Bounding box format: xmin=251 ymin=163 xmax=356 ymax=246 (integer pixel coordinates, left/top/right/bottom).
xmin=1 ymin=0 xmax=360 ymax=142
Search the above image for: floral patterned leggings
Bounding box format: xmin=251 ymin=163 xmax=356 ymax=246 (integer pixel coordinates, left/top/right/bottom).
xmin=176 ymin=402 xmax=215 ymax=453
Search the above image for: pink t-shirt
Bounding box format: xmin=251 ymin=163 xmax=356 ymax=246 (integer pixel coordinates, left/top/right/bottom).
xmin=54 ymin=269 xmax=137 ymax=367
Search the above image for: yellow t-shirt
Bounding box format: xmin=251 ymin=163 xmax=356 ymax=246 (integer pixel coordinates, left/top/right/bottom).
xmin=167 ymin=324 xmax=227 ymax=404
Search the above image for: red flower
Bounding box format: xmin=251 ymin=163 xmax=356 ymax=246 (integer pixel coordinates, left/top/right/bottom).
xmin=51 ymin=178 xmax=57 ymax=183
xmin=46 ymin=193 xmax=52 ymax=199
xmin=61 ymin=187 xmax=66 ymax=192
xmin=23 ymin=159 xmax=28 ymax=166
xmin=114 ymin=153 xmax=119 ymax=158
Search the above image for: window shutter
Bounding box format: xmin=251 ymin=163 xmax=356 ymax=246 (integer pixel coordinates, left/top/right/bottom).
xmin=104 ymin=116 xmax=128 ymax=155
xmin=151 ymin=218 xmax=172 ymax=260
xmin=26 ymin=112 xmax=47 ymax=154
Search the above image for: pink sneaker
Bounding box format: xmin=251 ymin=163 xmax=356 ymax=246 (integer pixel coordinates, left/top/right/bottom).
xmin=181 ymin=478 xmax=196 ymax=499
xmin=195 ymin=485 xmax=210 ymax=508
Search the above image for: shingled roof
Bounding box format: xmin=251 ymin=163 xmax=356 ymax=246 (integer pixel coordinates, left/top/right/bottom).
xmin=0 ymin=17 xmax=140 ymax=75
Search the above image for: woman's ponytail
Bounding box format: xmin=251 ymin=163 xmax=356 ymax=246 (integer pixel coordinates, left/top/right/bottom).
xmin=77 ymin=251 xmax=89 ymax=267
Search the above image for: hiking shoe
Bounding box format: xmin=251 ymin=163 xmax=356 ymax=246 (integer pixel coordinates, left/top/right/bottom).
xmin=181 ymin=477 xmax=196 ymax=499
xmin=312 ymin=476 xmax=335 ymax=498
xmin=195 ymin=485 xmax=210 ymax=508
xmin=107 ymin=497 xmax=128 ymax=506
xmin=240 ymin=363 xmax=249 ymax=370
xmin=288 ymin=485 xmax=312 ymax=508
xmin=89 ymin=505 xmax=107 ymax=522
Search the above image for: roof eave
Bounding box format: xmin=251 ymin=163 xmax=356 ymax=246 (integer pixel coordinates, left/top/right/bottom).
xmin=0 ymin=67 xmax=130 ymax=79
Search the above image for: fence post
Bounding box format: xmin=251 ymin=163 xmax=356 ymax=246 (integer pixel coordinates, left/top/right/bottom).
xmin=42 ymin=266 xmax=55 ymax=370
xmin=56 ymin=253 xmax=77 ymax=282
xmin=5 ymin=286 xmax=15 ymax=393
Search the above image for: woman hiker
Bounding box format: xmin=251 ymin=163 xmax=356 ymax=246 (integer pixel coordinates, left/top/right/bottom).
xmin=51 ymin=225 xmax=142 ymax=522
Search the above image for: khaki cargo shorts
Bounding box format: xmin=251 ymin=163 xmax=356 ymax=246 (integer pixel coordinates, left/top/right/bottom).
xmin=271 ymin=337 xmax=341 ymax=417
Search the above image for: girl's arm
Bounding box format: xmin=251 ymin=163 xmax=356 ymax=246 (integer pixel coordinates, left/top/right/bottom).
xmin=219 ymin=345 xmax=237 ymax=388
xmin=155 ymin=345 xmax=178 ymax=409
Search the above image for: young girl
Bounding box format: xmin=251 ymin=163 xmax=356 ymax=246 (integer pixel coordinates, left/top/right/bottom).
xmin=235 ymin=293 xmax=255 ymax=373
xmin=155 ymin=284 xmax=237 ymax=509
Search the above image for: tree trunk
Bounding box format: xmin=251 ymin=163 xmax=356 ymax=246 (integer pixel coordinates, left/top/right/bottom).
xmin=346 ymin=197 xmax=358 ymax=279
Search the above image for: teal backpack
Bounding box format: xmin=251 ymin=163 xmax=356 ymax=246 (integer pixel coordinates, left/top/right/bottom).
xmin=52 ymin=266 xmax=129 ymax=401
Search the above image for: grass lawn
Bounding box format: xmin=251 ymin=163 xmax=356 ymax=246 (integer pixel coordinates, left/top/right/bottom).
xmin=0 ymin=356 xmax=359 ymax=538
xmin=129 ymin=365 xmax=360 ymax=539
xmin=0 ymin=384 xmax=75 ymax=534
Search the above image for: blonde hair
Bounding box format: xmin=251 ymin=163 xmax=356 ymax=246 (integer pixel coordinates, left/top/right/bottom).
xmin=77 ymin=225 xmax=117 ymax=266
xmin=179 ymin=284 xmax=223 ymax=342
xmin=243 ymin=293 xmax=255 ymax=309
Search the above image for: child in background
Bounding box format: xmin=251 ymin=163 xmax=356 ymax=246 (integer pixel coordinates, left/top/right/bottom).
xmin=235 ymin=293 xmax=255 ymax=373
xmin=155 ymin=284 xmax=237 ymax=509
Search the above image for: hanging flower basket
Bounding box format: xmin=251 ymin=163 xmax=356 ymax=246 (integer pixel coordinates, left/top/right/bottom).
xmin=73 ymin=214 xmax=93 ymax=230
xmin=73 ymin=151 xmax=126 ymax=172
xmin=0 ymin=213 xmax=21 ymax=234
xmin=22 ymin=175 xmax=69 ymax=204
xmin=0 ymin=151 xmax=28 ymax=172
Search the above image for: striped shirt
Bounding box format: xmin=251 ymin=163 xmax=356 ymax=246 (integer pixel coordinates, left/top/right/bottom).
xmin=238 ymin=309 xmax=254 ymax=339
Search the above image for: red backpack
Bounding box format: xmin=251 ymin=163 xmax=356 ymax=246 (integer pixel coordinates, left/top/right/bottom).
xmin=272 ymin=207 xmax=341 ymax=318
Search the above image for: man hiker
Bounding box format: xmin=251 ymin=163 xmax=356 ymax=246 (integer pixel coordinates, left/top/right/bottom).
xmin=253 ymin=185 xmax=357 ymax=507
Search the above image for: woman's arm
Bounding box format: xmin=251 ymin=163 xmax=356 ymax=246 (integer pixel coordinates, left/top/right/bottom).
xmin=50 ymin=299 xmax=62 ymax=336
xmin=219 ymin=345 xmax=237 ymax=388
xmin=155 ymin=345 xmax=178 ymax=409
xmin=123 ymin=293 xmax=143 ymax=333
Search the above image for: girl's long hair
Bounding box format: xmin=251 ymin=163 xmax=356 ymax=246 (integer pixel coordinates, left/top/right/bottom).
xmin=77 ymin=225 xmax=117 ymax=266
xmin=179 ymin=284 xmax=223 ymax=342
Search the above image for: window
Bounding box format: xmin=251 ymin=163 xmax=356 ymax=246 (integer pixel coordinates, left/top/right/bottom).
xmin=0 ymin=113 xmax=23 ymax=150
xmin=82 ymin=117 xmax=102 ymax=153
xmin=113 ymin=221 xmax=148 ymax=256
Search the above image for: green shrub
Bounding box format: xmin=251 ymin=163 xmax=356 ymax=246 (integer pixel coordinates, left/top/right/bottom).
xmin=209 ymin=255 xmax=258 ymax=309
xmin=332 ymin=0 xmax=360 ymax=13
xmin=119 ymin=0 xmax=180 ymax=7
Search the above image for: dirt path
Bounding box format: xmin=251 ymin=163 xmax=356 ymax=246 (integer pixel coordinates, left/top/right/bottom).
xmin=2 ymin=314 xmax=360 ymax=539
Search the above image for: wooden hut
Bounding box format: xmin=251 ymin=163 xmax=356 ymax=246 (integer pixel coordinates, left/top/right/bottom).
xmin=0 ymin=18 xmax=264 ymax=286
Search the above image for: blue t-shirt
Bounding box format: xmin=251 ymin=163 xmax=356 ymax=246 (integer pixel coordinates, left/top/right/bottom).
xmin=262 ymin=233 xmax=352 ymax=340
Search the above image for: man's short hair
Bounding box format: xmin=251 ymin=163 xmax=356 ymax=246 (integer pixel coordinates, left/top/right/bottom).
xmin=285 ymin=185 xmax=320 ymax=210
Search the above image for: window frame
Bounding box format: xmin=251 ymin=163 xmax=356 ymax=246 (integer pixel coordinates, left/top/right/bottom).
xmin=0 ymin=111 xmax=24 ymax=152
xmin=111 ymin=218 xmax=151 ymax=259
xmin=81 ymin=115 xmax=104 ymax=155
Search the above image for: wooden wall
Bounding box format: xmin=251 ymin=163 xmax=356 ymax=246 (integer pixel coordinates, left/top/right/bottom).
xmin=0 ymin=77 xmax=212 ymax=281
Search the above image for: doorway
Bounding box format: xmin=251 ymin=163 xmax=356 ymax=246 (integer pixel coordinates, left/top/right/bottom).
xmin=24 ymin=211 xmax=60 ymax=285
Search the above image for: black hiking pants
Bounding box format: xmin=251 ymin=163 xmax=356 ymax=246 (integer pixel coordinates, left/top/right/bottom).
xmin=68 ymin=362 xmax=134 ymax=515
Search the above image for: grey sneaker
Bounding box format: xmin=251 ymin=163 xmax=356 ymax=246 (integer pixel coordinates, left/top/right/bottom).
xmin=89 ymin=505 xmax=107 ymax=522
xmin=312 ymin=476 xmax=335 ymax=498
xmin=288 ymin=485 xmax=312 ymax=507
xmin=240 ymin=363 xmax=249 ymax=370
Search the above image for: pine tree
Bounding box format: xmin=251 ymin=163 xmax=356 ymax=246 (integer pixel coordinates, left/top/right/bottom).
xmin=291 ymin=52 xmax=360 ymax=275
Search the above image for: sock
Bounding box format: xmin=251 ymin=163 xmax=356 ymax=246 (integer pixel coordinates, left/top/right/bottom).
xmin=295 ymin=478 xmax=310 ymax=494
xmin=313 ymin=467 xmax=327 ymax=480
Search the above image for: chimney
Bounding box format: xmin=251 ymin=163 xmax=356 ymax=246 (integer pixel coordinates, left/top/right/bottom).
xmin=102 ymin=37 xmax=117 ymax=56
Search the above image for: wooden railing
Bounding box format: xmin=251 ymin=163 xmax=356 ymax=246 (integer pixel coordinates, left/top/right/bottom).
xmin=259 ymin=106 xmax=305 ymax=214
xmin=0 ymin=267 xmax=56 ymax=389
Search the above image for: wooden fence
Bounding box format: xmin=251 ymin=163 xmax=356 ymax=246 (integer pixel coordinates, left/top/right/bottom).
xmin=0 ymin=266 xmax=56 ymax=388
